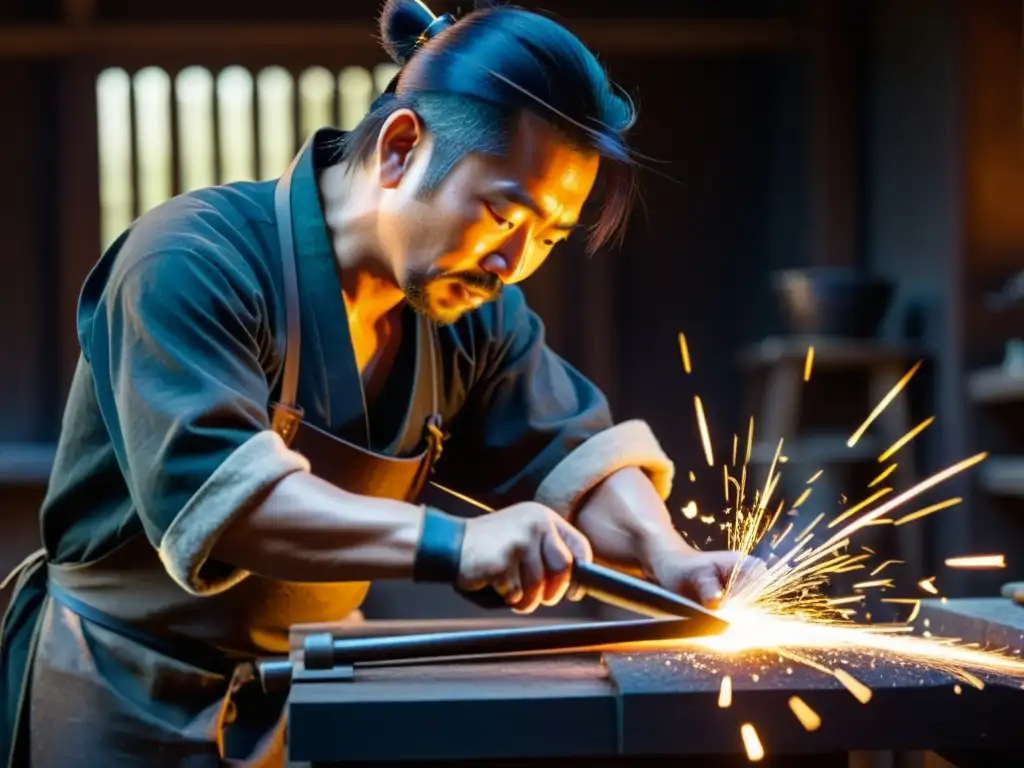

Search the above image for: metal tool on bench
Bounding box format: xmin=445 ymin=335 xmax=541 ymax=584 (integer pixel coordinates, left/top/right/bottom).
xmin=256 ymin=561 xmax=730 ymax=692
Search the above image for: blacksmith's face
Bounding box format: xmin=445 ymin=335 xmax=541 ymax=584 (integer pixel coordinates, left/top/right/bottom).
xmin=374 ymin=109 xmax=599 ymax=325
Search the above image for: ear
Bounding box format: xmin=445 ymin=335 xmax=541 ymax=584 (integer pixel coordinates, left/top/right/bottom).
xmin=376 ymin=108 xmax=423 ymax=190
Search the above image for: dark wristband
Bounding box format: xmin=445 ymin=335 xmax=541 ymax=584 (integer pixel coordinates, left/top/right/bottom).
xmin=413 ymin=506 xmax=466 ymax=583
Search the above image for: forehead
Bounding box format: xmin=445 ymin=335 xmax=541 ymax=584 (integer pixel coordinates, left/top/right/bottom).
xmin=484 ymin=112 xmax=600 ymax=202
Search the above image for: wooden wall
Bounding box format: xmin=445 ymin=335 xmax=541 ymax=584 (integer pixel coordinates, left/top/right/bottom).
xmin=2 ymin=0 xmax=1019 ymax=614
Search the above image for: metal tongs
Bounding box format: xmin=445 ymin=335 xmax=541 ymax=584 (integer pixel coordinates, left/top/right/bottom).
xmin=257 ymin=561 xmax=729 ymax=692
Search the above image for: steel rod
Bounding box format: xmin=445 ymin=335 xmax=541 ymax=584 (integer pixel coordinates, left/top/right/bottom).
xmin=322 ymin=616 xmax=721 ymax=666
xmin=257 ymin=616 xmax=724 ymax=691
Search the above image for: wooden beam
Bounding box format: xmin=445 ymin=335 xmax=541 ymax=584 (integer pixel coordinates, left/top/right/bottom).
xmin=0 ymin=20 xmax=806 ymax=60
xmin=61 ymin=0 xmax=96 ymax=25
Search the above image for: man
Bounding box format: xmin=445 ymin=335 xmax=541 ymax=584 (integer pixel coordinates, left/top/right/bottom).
xmin=1 ymin=1 xmax=753 ymax=764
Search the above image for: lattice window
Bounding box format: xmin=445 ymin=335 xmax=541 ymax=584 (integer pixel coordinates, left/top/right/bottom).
xmin=95 ymin=63 xmax=400 ymax=249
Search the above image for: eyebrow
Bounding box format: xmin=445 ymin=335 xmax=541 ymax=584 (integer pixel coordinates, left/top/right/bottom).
xmin=497 ymin=183 xmax=580 ymax=232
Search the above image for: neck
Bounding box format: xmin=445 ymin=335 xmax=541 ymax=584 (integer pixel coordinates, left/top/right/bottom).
xmin=318 ymin=161 xmax=405 ymax=326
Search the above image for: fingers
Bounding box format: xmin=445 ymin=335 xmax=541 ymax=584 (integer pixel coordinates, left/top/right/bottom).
xmin=539 ymin=524 xmax=573 ymax=606
xmin=514 ymin=512 xmax=584 ymax=613
xmin=694 ymin=575 xmax=725 ymax=609
xmin=511 ymin=536 xmax=546 ymax=614
xmin=552 ymin=515 xmax=593 ymax=564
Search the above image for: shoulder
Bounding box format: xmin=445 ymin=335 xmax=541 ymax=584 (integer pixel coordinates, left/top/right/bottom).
xmin=78 ymin=182 xmax=281 ymax=349
xmin=111 ymin=183 xmax=278 ymax=306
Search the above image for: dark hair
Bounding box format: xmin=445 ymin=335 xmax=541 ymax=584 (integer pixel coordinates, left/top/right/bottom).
xmin=338 ymin=0 xmax=639 ymax=253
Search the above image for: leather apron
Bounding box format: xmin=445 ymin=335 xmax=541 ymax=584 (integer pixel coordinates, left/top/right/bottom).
xmin=0 ymin=143 xmax=446 ymax=766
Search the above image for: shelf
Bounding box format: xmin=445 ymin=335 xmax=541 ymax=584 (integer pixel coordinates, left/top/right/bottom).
xmin=968 ymin=367 xmax=1024 ymax=405
xmin=979 ymin=456 xmax=1024 ymax=498
xmin=738 ymin=337 xmax=920 ymax=371
xmin=749 ymin=435 xmax=881 ymax=465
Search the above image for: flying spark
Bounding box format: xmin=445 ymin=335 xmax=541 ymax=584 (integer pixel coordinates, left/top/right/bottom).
xmin=868 ymin=463 xmax=898 ymax=488
xmin=788 ymin=696 xmax=821 ymax=731
xmin=678 ymin=332 xmax=692 ymax=374
xmin=718 ymin=675 xmax=733 ymax=707
xmin=847 ymin=361 xmax=922 ymax=447
xmin=894 ymin=497 xmax=962 ymax=526
xmin=741 ymin=723 xmax=764 ymax=761
xmin=945 ymin=554 xmax=1006 ymax=570
xmin=878 ymin=416 xmax=935 ymax=463
xmin=694 ymin=396 xmax=715 ymax=467
xmin=803 ymin=346 xmax=814 ymax=382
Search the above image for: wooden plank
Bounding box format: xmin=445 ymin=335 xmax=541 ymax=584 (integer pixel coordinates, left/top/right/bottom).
xmin=739 ymin=337 xmax=920 ymax=370
xmin=968 ymin=367 xmax=1024 ymax=405
xmin=0 ymin=19 xmax=805 ymax=60
xmin=979 ymin=456 xmax=1024 ymax=498
xmin=749 ymin=434 xmax=880 ymax=465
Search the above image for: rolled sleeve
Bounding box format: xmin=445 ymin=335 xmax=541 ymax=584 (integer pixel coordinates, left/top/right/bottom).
xmin=88 ymin=240 xmax=303 ymax=595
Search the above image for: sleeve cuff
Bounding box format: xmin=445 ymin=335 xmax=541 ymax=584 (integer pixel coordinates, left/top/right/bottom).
xmin=534 ymin=419 xmax=675 ymax=517
xmin=158 ymin=429 xmax=311 ymax=596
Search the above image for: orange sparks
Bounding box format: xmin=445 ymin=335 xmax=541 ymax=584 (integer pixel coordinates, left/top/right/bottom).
xmin=689 ymin=471 xmax=696 ymax=482
xmin=945 ymin=554 xmax=1006 ymax=570
xmin=694 ymin=396 xmax=715 ymax=467
xmin=847 ymin=360 xmax=923 ymax=447
xmin=788 ymin=697 xmax=821 ymax=731
xmin=878 ymin=416 xmax=935 ymax=463
xmin=682 ymin=501 xmax=699 ymax=520
xmin=740 ymin=724 xmax=765 ymax=762
xmin=807 ymin=469 xmax=824 ymax=484
xmin=803 ymin=346 xmax=815 ymax=382
xmin=678 ymin=332 xmax=692 ymax=374
xmin=732 ymin=434 xmax=738 ymax=466
xmin=881 ymin=598 xmax=922 ymax=623
xmin=894 ymin=497 xmax=962 ymax=527
xmin=793 ymin=512 xmax=824 ymax=543
xmin=870 ymin=559 xmax=904 ymax=576
xmin=868 ymin=463 xmax=898 ymax=488
xmin=834 ymin=669 xmax=873 ymax=703
xmin=853 ymin=579 xmax=893 ymax=590
xmin=828 ymin=487 xmax=894 ymax=529
xmin=772 ymin=522 xmax=794 ymax=549
xmin=919 ymin=577 xmax=939 ymax=595
xmin=792 ymin=488 xmax=813 ymax=509
xmin=718 ymin=675 xmax=733 ymax=708
xmin=827 ymin=595 xmax=865 ymax=606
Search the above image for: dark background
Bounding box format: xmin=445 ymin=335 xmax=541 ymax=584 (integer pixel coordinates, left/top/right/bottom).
xmin=0 ymin=0 xmax=1021 ymax=618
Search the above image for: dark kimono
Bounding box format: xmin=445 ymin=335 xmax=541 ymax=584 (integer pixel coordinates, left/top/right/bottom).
xmin=2 ymin=128 xmax=673 ymax=766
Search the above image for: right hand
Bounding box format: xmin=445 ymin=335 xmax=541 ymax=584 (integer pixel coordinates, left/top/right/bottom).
xmin=457 ymin=502 xmax=593 ymax=614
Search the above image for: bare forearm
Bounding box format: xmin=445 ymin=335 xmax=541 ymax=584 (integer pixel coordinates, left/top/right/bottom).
xmin=210 ymin=470 xmax=425 ymax=582
xmin=574 ymin=466 xmax=692 ymax=576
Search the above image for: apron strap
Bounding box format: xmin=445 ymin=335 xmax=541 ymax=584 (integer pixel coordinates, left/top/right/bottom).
xmin=46 ymin=578 xmax=241 ymax=676
xmin=270 ymin=141 xmax=309 ymax=446
xmin=0 ymin=548 xmax=46 ymax=594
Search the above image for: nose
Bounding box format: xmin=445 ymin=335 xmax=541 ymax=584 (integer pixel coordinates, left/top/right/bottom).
xmin=479 ymin=226 xmax=531 ymax=283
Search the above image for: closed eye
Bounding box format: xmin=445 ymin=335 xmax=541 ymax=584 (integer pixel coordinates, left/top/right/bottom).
xmin=485 ymin=203 xmax=514 ymax=230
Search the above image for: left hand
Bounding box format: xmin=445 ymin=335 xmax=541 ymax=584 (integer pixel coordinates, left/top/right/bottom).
xmin=646 ymin=548 xmax=762 ymax=609
xmin=573 ymin=467 xmax=765 ymax=610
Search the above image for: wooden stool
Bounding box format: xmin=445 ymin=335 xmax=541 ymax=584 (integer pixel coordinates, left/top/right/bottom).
xmin=739 ymin=336 xmax=924 ymax=575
